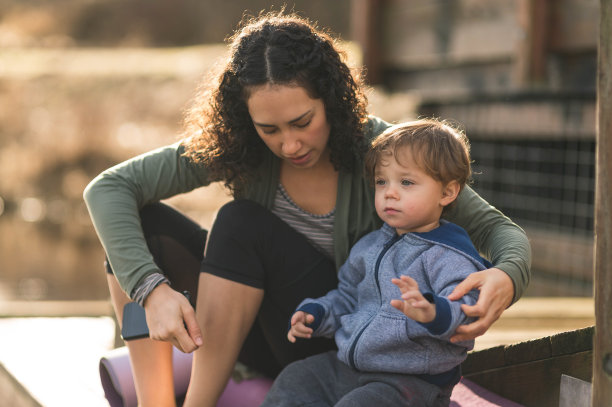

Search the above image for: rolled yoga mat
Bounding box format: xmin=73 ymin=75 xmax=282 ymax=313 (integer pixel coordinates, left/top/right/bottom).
xmin=99 ymin=346 xmax=273 ymax=407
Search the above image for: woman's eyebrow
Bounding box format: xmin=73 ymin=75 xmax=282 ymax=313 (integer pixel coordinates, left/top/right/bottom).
xmin=253 ymin=110 xmax=312 ymax=127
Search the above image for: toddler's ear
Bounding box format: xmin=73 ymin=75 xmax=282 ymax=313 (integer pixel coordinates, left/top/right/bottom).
xmin=440 ymin=181 xmax=460 ymax=207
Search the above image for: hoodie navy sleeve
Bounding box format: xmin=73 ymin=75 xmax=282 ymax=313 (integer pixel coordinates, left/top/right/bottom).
xmin=413 ymin=246 xmax=481 ymax=339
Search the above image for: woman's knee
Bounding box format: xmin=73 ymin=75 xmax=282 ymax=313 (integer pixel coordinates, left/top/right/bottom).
xmin=213 ymin=200 xmax=269 ymax=233
xmin=207 ymin=200 xmax=277 ymax=258
xmin=140 ymin=203 xmax=207 ymax=251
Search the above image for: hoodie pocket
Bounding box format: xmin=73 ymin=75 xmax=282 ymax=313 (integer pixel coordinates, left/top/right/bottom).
xmin=352 ymin=311 xmax=427 ymax=372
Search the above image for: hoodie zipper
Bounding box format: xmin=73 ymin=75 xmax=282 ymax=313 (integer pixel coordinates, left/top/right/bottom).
xmin=347 ymin=233 xmax=403 ymax=369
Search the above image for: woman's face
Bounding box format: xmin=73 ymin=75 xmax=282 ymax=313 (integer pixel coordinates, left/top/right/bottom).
xmin=246 ymin=84 xmax=331 ymax=169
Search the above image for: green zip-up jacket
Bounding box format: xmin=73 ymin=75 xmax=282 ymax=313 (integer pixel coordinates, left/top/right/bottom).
xmin=83 ymin=117 xmax=531 ymax=302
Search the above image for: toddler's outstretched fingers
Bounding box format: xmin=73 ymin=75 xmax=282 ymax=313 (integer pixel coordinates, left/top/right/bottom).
xmin=400 ymin=275 xmax=418 ymax=288
xmin=402 ymin=297 xmax=430 ymax=308
xmin=392 ymin=277 xmax=410 ymax=292
xmin=390 ymin=299 xmax=404 ymax=311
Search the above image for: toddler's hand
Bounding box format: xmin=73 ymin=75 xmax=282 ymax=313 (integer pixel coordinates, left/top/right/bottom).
xmin=391 ymin=275 xmax=436 ymax=323
xmin=287 ymin=311 xmax=314 ymax=343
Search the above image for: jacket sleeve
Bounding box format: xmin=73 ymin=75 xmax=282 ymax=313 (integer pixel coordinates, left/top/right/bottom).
xmin=443 ymin=185 xmax=531 ymax=304
xmin=416 ymin=248 xmax=481 ymax=339
xmin=296 ymin=237 xmax=370 ymax=338
xmin=83 ymin=141 xmax=211 ymax=296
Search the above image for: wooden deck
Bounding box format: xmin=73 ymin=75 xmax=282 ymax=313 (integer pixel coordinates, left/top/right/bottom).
xmin=474 ymin=297 xmax=594 ymax=351
xmin=0 ymin=297 xmax=595 ymax=407
xmin=468 ymin=297 xmax=594 ymax=407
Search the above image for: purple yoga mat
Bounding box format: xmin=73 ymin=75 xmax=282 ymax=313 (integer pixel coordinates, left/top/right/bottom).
xmin=99 ymin=346 xmax=273 ymax=407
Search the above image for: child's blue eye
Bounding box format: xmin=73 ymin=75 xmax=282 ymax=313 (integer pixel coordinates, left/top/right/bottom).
xmin=375 ymin=179 xmax=385 ymax=186
xmin=401 ymin=179 xmax=413 ymax=186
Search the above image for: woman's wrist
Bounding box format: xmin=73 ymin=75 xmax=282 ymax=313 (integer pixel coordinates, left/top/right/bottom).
xmin=131 ymin=272 xmax=170 ymax=306
xmin=489 ymin=265 xmax=519 ymax=306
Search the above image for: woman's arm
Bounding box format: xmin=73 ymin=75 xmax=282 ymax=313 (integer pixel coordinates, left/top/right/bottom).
xmin=444 ymin=185 xmax=531 ymax=303
xmin=83 ymin=141 xmax=210 ymax=296
xmin=443 ymin=186 xmax=532 ymax=341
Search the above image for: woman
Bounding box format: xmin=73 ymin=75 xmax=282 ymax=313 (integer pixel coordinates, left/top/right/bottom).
xmin=84 ymin=12 xmax=531 ymax=407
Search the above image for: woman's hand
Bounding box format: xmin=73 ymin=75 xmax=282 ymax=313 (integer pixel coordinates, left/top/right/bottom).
xmin=287 ymin=311 xmax=314 ymax=343
xmin=447 ymin=268 xmax=514 ymax=343
xmin=143 ymin=283 xmax=203 ymax=353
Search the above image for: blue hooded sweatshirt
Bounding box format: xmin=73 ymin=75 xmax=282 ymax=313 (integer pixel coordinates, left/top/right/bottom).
xmin=296 ymin=220 xmax=490 ymax=381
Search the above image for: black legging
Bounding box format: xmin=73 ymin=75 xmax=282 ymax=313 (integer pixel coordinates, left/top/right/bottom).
xmin=106 ymin=200 xmax=338 ymax=377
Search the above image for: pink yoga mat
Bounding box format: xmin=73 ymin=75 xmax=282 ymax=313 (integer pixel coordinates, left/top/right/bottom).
xmin=450 ymin=378 xmax=525 ymax=407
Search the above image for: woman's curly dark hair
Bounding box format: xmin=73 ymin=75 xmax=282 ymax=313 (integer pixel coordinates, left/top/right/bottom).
xmin=182 ymin=11 xmax=369 ymax=195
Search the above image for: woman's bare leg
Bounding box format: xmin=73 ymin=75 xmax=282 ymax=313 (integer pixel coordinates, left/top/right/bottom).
xmin=107 ymin=274 xmax=177 ymax=407
xmin=182 ymin=273 xmax=264 ymax=407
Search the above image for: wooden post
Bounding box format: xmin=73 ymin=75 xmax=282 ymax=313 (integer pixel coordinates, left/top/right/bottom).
xmin=593 ymin=0 xmax=612 ymax=405
xmin=515 ymin=0 xmax=551 ymax=86
xmin=350 ymin=0 xmax=383 ymax=85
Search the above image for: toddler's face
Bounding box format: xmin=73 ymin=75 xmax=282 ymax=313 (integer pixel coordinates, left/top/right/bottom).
xmin=373 ymin=146 xmax=449 ymax=234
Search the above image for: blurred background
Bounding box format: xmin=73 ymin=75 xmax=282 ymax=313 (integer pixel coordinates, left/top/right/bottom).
xmin=0 ymin=0 xmax=598 ymax=303
xmin=0 ymin=0 xmax=600 ymax=405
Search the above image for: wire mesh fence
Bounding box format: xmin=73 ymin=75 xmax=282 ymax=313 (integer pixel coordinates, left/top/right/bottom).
xmin=471 ymin=138 xmax=595 ymax=237
xmin=419 ymin=92 xmax=596 ymax=296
